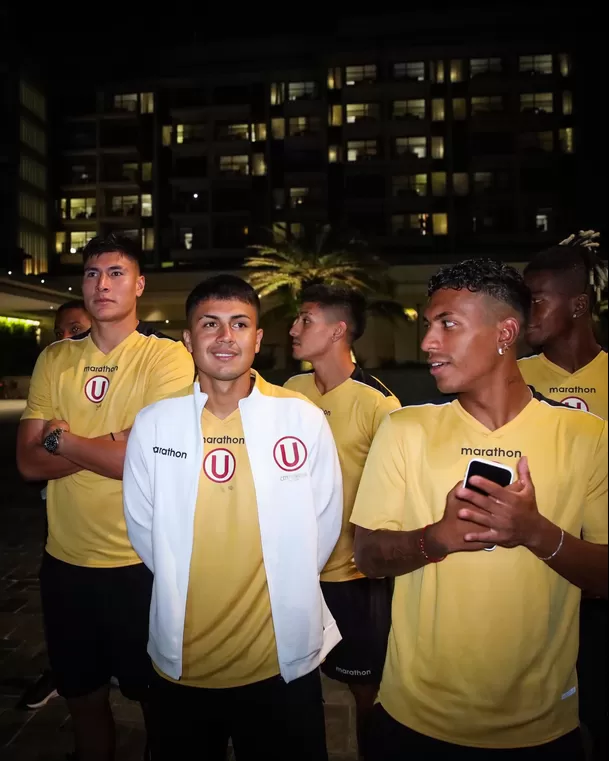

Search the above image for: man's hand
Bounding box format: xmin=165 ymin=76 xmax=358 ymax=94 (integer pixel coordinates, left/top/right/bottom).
xmin=426 ymin=482 xmax=496 ymax=556
xmin=455 ymin=457 xmax=546 ymax=549
xmin=41 ymin=419 xmax=70 ymax=444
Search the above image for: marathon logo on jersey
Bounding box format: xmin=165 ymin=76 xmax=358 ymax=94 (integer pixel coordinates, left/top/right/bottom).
xmin=561 ymin=396 xmax=590 ymax=412
xmin=153 ymin=446 xmax=188 ymax=459
xmin=84 ymin=365 xmax=118 ymax=373
xmin=461 ymin=446 xmax=522 ymax=459
xmin=549 ymin=385 xmax=596 ymax=394
xmin=273 ymin=436 xmax=308 ymax=472
xmin=203 ymin=448 xmax=236 ymax=483
xmin=84 ymin=375 xmax=110 ymax=403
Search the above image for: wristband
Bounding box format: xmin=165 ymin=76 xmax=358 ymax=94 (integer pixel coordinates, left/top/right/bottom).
xmin=419 ymin=525 xmax=447 ymax=563
xmin=538 ymin=528 xmax=565 ymax=562
xmin=110 ymin=432 xmax=116 ymax=441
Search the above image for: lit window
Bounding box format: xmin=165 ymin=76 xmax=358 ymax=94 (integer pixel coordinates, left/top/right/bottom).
xmin=450 ymin=60 xmax=463 ymax=83
xmin=55 ymin=232 xmax=66 ymax=254
xmin=347 ymin=140 xmax=378 ymax=162
xmin=290 ymin=223 xmax=304 ymax=239
xmin=470 ymin=58 xmax=502 ymax=78
xmin=453 ymin=98 xmax=467 ymax=120
xmin=393 ymin=99 xmax=426 ymax=120
xmin=113 ymin=93 xmax=138 ymax=112
xmin=273 ymin=189 xmax=286 ymax=209
xmin=69 ymin=198 xmax=96 ymax=220
xmin=559 ymin=53 xmax=571 ymax=77
xmin=252 ymin=123 xmax=267 ymax=142
xmin=519 ymin=54 xmax=552 ymax=75
xmin=328 ymin=145 xmax=342 ymax=163
xmin=177 ymin=124 xmax=206 ymax=144
xmin=395 ymin=136 xmax=427 ymax=159
xmin=142 ymin=162 xmax=153 ymax=182
xmin=327 ymin=67 xmax=342 ymax=90
xmin=329 ymin=105 xmax=343 ymax=127
xmin=270 ymin=83 xmax=285 ymax=105
xmin=140 ymin=92 xmax=154 ymax=114
xmin=394 ymin=62 xmax=425 ymax=81
xmin=271 ymin=118 xmax=285 ymax=140
xmin=223 ymin=124 xmax=248 ymax=141
xmin=122 ymin=162 xmax=139 ymax=182
xmin=141 ymin=229 xmax=155 ymax=251
xmin=453 ymin=173 xmax=469 ymax=196
xmin=290 ymin=188 xmax=309 ymax=208
xmin=219 ymin=155 xmax=249 ymax=175
xmin=345 ymin=64 xmax=377 ymax=85
xmin=559 ymin=127 xmax=574 ymax=154
xmin=431 ymin=136 xmax=444 ymax=159
xmin=182 ymin=230 xmax=193 ymax=249
xmin=392 ymin=175 xmax=427 ymax=196
xmin=70 ymin=231 xmax=95 ymax=253
xmin=141 ymin=194 xmax=153 ymax=217
xmin=432 ymin=99 xmax=445 ymax=121
xmin=536 ymin=213 xmax=549 ymax=232
xmin=392 ymin=214 xmax=429 ymax=236
xmin=288 ymin=116 xmax=321 ymax=136
xmin=346 ymin=103 xmax=380 ymax=123
xmin=562 ymin=91 xmax=573 ymax=115
xmin=471 ymin=96 xmax=503 ymax=114
xmin=252 ymin=154 xmax=267 ymax=176
xmin=162 ymin=126 xmax=173 ymax=147
xmin=111 ymin=195 xmax=139 ymax=216
xmin=60 ymin=199 xmax=68 ymax=219
xmin=431 ymin=172 xmax=447 ymax=196
xmin=288 ymin=82 xmax=318 ymax=101
xmin=431 ymin=61 xmax=445 ymax=84
xmin=433 ymin=213 xmax=448 ymax=235
xmin=520 ymin=93 xmax=553 ymax=114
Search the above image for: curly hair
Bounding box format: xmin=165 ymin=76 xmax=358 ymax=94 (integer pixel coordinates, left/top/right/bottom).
xmin=428 ymin=258 xmax=530 ymax=320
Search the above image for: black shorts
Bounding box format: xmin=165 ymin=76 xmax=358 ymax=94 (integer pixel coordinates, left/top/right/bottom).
xmin=320 ymin=577 xmax=393 ymax=685
xmin=40 ymin=552 xmax=153 ymax=701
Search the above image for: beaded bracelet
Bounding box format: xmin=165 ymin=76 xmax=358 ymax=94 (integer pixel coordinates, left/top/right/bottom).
xmin=419 ymin=525 xmax=447 ymax=563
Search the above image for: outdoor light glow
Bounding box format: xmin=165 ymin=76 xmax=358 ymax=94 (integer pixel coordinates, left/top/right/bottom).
xmin=0 ymin=316 xmax=41 ymax=328
xmin=70 ymin=247 xmax=76 ymax=254
xmin=165 ymin=320 xmax=170 ymax=324
xmin=68 ymin=287 xmax=72 ymax=291
xmin=193 ymin=193 xmax=199 ymax=199
xmin=41 ymin=279 xmax=45 ymax=284
xmin=7 ymin=271 xmax=12 ymax=275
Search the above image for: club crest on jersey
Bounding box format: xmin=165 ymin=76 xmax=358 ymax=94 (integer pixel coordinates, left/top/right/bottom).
xmin=84 ymin=375 xmax=110 ymax=403
xmin=561 ymin=396 xmax=590 ymax=412
xmin=273 ymin=436 xmax=308 ymax=472
xmin=203 ymin=448 xmax=236 ymax=483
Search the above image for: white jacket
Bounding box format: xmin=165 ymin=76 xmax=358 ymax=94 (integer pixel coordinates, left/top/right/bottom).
xmin=123 ymin=372 xmax=343 ymax=684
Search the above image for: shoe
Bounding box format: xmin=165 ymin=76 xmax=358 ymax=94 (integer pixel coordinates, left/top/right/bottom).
xmin=17 ymin=670 xmax=59 ymax=710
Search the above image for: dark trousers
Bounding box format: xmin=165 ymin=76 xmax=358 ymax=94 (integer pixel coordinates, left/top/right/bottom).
xmin=149 ymin=668 xmax=328 ymax=761
xmin=366 ymin=705 xmax=585 ymax=761
xmin=578 ymin=599 xmax=608 ymax=761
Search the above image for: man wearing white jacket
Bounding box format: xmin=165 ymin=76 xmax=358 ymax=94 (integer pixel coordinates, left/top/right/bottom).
xmin=123 ymin=275 xmax=343 ymax=761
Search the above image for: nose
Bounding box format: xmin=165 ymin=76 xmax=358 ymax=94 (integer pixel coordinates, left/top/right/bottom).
xmin=289 ymin=322 xmax=300 ymax=338
xmin=96 ymin=273 xmax=110 ymax=291
xmin=420 ymin=325 xmax=439 ymax=354
xmin=217 ymin=324 xmax=235 ymax=343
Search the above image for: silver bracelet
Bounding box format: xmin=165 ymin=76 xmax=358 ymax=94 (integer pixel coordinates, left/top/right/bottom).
xmin=539 ymin=528 xmax=565 ymax=562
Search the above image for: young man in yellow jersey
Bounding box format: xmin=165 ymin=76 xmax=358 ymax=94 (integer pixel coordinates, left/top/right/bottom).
xmin=16 ymin=234 xmax=194 ymax=761
xmin=285 ymin=284 xmax=400 ymax=758
xmin=520 ymin=230 xmax=607 ymax=418
xmin=123 ymin=275 xmax=343 ymax=761
xmin=351 ymin=259 xmax=607 ymax=760
xmin=520 ymin=232 xmax=608 ymax=761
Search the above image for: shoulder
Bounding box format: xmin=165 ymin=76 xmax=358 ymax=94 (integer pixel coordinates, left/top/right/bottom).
xmin=39 ymin=333 xmax=89 ymax=365
xmin=284 ymin=371 xmax=314 ymax=392
xmin=350 ymin=366 xmax=396 ymax=399
xmin=387 ymin=396 xmax=457 ymax=427
xmin=134 ymin=324 xmax=190 ymax=358
xmin=257 ymin=375 xmax=326 ymax=420
xmin=533 ymin=392 xmax=606 ymax=436
xmin=134 ymin=385 xmax=195 ymax=424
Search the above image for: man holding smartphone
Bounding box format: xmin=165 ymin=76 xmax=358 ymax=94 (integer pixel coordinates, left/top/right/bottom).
xmin=352 ymin=259 xmax=607 ymax=759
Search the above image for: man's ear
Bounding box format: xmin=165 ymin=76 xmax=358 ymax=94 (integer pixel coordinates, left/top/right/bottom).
xmin=498 ymin=316 xmax=520 ymax=351
xmin=572 ymin=292 xmax=590 ymax=319
xmin=183 ymin=329 xmax=193 ymax=353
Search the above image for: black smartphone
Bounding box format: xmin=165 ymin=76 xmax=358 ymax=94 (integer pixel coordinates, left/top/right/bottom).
xmin=463 ymin=458 xmax=514 ymax=496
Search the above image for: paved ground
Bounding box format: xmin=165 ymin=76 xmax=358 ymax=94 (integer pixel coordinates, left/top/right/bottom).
xmin=0 ymin=402 xmax=357 ymax=760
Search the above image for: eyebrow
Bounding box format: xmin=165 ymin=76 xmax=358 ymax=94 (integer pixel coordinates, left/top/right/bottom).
xmin=423 ymin=310 xmax=456 ymax=324
xmin=84 ymin=265 xmax=127 ymax=273
xmin=200 ymin=313 xmax=251 ymax=320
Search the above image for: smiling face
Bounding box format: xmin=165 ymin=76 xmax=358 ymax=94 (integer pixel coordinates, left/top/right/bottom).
xmin=183 ymin=298 xmax=263 ymax=382
xmin=421 ymin=288 xmax=520 ymax=394
xmin=81 ymin=252 xmax=145 ymax=323
xmin=54 ymin=307 xmax=91 ymax=340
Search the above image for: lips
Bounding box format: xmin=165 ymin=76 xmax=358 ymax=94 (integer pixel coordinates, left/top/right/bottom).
xmin=428 ymin=360 xmax=451 ymax=376
xmin=211 ymin=352 xmax=239 ymax=362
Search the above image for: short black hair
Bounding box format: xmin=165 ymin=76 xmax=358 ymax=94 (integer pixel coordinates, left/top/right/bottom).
xmin=428 ymin=258 xmax=531 ymax=321
xmin=300 ymin=284 xmax=367 ymax=343
xmin=524 ymin=244 xmax=608 ymax=313
xmin=56 ymin=299 xmax=87 ymax=316
xmin=81 ymin=234 xmax=142 ymax=270
xmin=185 ymin=275 xmax=261 ymax=323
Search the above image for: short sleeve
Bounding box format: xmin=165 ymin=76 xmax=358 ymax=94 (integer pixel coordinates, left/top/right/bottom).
xmin=144 ymin=341 xmax=194 ymax=408
xmin=371 ymin=394 xmax=402 ymax=438
xmin=350 ymin=413 xmax=406 ymax=532
xmin=21 ymin=349 xmax=53 ymax=422
xmin=582 ymin=423 xmax=608 ymax=545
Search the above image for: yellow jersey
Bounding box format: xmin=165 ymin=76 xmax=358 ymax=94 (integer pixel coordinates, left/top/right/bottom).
xmin=22 ymin=325 xmax=194 ymax=568
xmin=351 ymin=393 xmax=608 ymax=749
xmin=285 ymin=366 xmax=400 ymax=582
xmin=519 ymin=351 xmax=608 ymax=419
xmin=158 ymin=408 xmax=280 ymax=689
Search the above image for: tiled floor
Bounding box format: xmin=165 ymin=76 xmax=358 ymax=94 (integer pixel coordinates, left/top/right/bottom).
xmin=0 ymin=407 xmax=357 ymax=760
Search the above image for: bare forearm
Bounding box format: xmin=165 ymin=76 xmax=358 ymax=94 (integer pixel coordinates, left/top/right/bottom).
xmin=354 ymin=526 xmax=433 ymax=578
xmin=60 ymin=432 xmax=127 ymax=481
xmin=18 ymin=448 xmax=82 ymax=481
xmin=529 ymin=519 xmax=608 ymax=598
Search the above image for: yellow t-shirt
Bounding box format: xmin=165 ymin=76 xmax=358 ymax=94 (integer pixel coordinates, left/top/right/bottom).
xmin=351 ymin=395 xmax=608 ymax=749
xmin=285 ymin=367 xmax=400 ymax=582
xmin=157 ymin=408 xmax=280 ymax=689
xmin=519 ymin=351 xmax=608 ymax=419
xmin=21 ymin=326 xmax=194 ymax=568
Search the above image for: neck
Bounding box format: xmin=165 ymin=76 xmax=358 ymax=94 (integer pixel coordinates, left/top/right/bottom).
xmin=542 ymin=322 xmax=601 ymax=374
xmin=90 ymin=314 xmax=139 ymax=354
xmin=199 ymin=370 xmax=254 ymax=419
xmin=459 ymin=361 xmax=532 ymax=431
xmin=311 ymin=349 xmax=355 ymax=395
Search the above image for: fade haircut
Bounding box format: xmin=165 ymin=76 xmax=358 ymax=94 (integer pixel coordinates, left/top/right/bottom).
xmin=524 ymin=232 xmax=608 ymax=315
xmin=428 ymin=258 xmax=531 ymax=321
xmin=300 ymin=284 xmax=367 ymax=343
xmin=81 ymin=234 xmax=142 ymax=271
xmin=186 ymin=275 xmax=261 ymax=324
